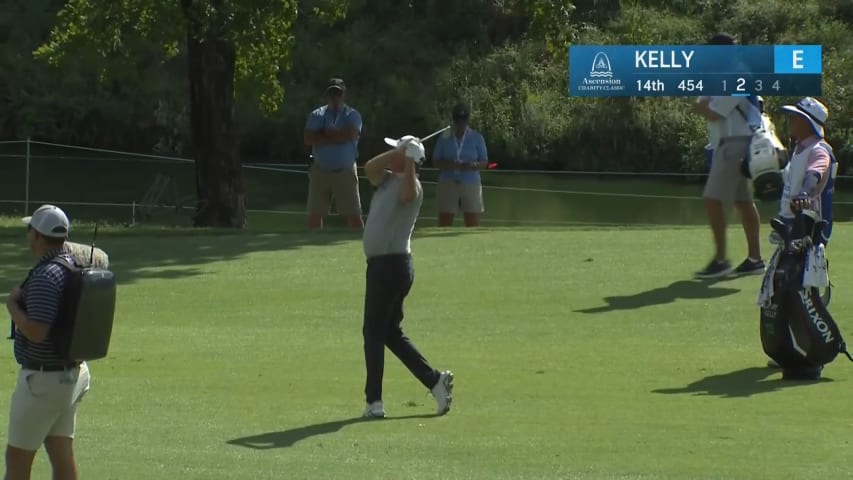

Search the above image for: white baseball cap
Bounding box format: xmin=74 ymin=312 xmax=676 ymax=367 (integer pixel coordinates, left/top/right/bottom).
xmin=383 ymin=135 xmax=425 ymax=164
xmin=22 ymin=204 xmax=71 ymax=238
xmin=781 ymin=97 xmax=828 ymax=138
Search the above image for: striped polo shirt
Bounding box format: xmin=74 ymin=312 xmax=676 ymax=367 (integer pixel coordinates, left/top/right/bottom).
xmin=14 ymin=247 xmax=74 ymax=365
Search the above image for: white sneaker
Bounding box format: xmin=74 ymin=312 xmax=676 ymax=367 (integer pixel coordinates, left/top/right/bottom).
xmin=363 ymin=401 xmax=385 ymax=418
xmin=430 ymin=371 xmax=454 ymax=415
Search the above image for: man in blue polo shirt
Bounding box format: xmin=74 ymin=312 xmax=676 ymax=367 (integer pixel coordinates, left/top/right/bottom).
xmin=432 ymin=103 xmax=489 ymax=227
xmin=303 ymin=78 xmax=364 ymax=230
xmin=5 ymin=205 xmax=91 ymax=480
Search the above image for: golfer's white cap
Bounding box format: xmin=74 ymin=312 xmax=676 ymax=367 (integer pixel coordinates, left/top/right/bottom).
xmin=384 ymin=135 xmax=425 ymax=164
xmin=781 ymin=97 xmax=828 ymax=138
xmin=22 ymin=204 xmax=70 ymax=238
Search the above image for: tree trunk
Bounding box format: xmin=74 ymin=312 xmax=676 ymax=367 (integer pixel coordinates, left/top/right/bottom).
xmin=185 ymin=28 xmax=247 ymax=228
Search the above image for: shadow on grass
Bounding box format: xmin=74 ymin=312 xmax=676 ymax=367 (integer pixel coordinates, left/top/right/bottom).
xmin=652 ymin=366 xmax=834 ymax=398
xmin=574 ymin=278 xmax=741 ymax=313
xmin=0 ymin=224 xmax=481 ymax=294
xmin=226 ymin=414 xmax=438 ymax=450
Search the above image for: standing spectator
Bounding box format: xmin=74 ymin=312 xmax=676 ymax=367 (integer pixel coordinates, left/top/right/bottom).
xmin=691 ymin=33 xmax=765 ymax=278
xmin=303 ymin=78 xmax=364 ymax=231
xmin=431 ymin=103 xmax=489 ymax=227
xmin=766 ymin=97 xmax=834 ymax=371
xmin=360 ymin=137 xmax=454 ymax=418
xmin=5 ymin=205 xmax=91 ymax=480
xmin=775 ymin=97 xmax=835 ymax=243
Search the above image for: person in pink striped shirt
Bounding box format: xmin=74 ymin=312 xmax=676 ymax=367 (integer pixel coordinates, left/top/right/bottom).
xmin=771 ymin=97 xmax=836 ymax=245
xmin=766 ymin=97 xmax=834 ymax=371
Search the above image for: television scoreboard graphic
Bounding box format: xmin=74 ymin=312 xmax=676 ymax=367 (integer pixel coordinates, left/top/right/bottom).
xmin=569 ymin=45 xmax=822 ymax=97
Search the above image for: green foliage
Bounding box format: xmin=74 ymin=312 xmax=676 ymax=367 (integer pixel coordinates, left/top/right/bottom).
xmin=606 ymin=4 xmax=705 ymax=44
xmin=730 ymin=4 xmax=853 ymax=167
xmin=503 ymin=0 xmax=577 ymax=56
xmin=35 ymin=0 xmax=348 ymax=114
xmin=4 ymin=0 xmax=852 ymax=175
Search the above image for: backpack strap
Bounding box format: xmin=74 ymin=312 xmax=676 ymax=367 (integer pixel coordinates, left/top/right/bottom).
xmin=735 ymin=95 xmax=761 ymax=132
xmin=50 ymin=256 xmax=82 ymax=273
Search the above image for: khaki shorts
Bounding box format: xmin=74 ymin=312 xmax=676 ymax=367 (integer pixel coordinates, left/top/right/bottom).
xmin=437 ymin=180 xmax=484 ymax=214
xmin=307 ymin=163 xmax=362 ymax=215
xmin=8 ymin=363 xmax=91 ymax=450
xmin=703 ymin=136 xmax=753 ymax=203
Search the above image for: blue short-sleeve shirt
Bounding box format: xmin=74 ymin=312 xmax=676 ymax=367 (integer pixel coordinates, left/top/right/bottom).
xmin=432 ymin=128 xmax=487 ymax=184
xmin=305 ymin=105 xmax=362 ymax=170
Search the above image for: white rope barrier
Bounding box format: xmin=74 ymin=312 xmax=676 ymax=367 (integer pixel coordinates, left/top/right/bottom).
xmin=0 ymin=140 xmax=850 ymax=208
xmin=1 ymin=139 xmax=848 ymax=180
xmin=24 ymin=140 xmax=195 ymax=164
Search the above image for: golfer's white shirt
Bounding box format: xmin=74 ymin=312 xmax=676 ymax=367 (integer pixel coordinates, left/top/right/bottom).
xmin=699 ymin=96 xmax=721 ymax=148
xmin=707 ymin=96 xmax=756 ymax=138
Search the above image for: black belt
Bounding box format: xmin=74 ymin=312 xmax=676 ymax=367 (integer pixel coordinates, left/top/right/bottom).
xmin=21 ymin=362 xmax=80 ymax=372
xmin=367 ymin=253 xmax=411 ymax=263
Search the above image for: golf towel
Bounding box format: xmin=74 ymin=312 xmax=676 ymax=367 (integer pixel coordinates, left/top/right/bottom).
xmin=803 ymin=243 xmax=829 ymax=289
xmin=757 ymin=247 xmax=783 ymax=308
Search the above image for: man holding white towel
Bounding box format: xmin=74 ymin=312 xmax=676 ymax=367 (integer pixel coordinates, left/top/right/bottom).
xmin=772 ymin=97 xmax=835 ymax=245
xmin=764 ymin=97 xmax=835 ymax=370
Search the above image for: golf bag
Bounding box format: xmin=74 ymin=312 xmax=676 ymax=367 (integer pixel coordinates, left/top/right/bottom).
xmin=738 ymin=96 xmax=789 ymax=202
xmin=758 ymin=213 xmax=852 ymax=370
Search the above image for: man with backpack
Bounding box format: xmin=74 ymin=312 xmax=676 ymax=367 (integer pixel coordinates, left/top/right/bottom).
xmin=691 ymin=33 xmax=766 ymax=279
xmin=5 ymin=205 xmax=91 ymax=480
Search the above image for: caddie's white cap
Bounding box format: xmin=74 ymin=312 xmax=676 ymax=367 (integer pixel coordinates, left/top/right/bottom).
xmin=781 ymin=97 xmax=828 ymax=138
xmin=383 ymin=135 xmax=425 ymax=164
xmin=22 ymin=204 xmax=70 ymax=238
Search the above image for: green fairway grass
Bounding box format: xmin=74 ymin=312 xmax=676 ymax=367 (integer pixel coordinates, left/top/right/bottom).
xmin=0 ymin=221 xmax=850 ymax=479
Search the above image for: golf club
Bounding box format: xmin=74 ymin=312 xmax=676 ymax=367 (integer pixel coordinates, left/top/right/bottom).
xmin=421 ymin=125 xmax=451 ymax=142
xmin=384 ymin=125 xmax=450 ymax=148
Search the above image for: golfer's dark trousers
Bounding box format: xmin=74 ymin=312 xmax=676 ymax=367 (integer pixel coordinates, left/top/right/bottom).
xmin=363 ymin=253 xmax=439 ymax=404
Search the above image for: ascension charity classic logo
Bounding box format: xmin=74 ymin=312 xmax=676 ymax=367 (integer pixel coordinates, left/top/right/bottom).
xmin=578 ymin=52 xmax=625 ymax=92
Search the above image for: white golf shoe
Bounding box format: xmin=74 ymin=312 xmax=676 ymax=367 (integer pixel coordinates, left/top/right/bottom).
xmin=363 ymin=401 xmax=385 ymax=419
xmin=431 ymin=371 xmax=454 ymax=415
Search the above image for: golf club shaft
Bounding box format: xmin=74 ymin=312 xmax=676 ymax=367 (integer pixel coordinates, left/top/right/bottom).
xmin=421 ymin=125 xmax=450 ymax=142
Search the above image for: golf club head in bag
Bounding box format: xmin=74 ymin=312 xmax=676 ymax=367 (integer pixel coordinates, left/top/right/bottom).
xmin=770 ymin=216 xmax=792 ymax=247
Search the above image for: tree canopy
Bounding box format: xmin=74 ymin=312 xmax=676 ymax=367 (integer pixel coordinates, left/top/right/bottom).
xmin=0 ymin=0 xmax=849 ymax=185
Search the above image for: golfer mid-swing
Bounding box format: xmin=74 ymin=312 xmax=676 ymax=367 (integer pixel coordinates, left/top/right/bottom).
xmin=361 ymin=135 xmax=453 ymax=418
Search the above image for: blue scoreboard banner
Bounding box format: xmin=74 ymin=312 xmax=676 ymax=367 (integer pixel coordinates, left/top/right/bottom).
xmin=569 ymin=45 xmax=822 ymax=97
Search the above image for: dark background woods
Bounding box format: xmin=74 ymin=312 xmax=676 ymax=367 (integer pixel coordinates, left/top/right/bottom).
xmin=2 ymin=0 xmax=851 ymax=174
